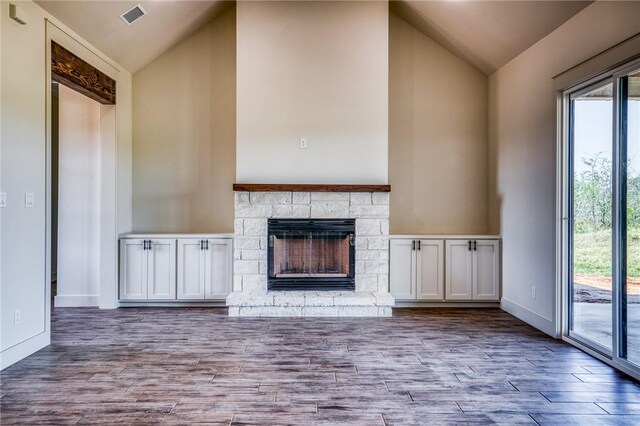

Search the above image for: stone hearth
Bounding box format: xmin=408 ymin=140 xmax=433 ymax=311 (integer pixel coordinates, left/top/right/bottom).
xmin=227 ymin=190 xmax=394 ymax=316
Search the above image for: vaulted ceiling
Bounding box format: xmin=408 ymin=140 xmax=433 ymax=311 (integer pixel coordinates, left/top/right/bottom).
xmin=393 ymin=0 xmax=592 ymax=74
xmin=36 ymin=0 xmax=593 ymax=75
xmin=36 ymin=0 xmax=232 ymax=73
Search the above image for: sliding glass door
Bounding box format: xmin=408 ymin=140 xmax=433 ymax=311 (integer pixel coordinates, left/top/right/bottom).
xmin=565 ymin=60 xmax=640 ymax=378
xmin=621 ymin=69 xmax=640 ymax=366
xmin=568 ymin=81 xmax=614 ymax=352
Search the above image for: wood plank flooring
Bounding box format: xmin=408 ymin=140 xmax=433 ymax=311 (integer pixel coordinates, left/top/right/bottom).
xmin=1 ymin=308 xmax=640 ymax=425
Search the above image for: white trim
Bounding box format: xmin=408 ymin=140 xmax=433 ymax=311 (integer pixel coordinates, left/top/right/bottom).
xmin=500 ymin=298 xmax=556 ymax=337
xmin=54 ymin=295 xmax=99 ymax=307
xmin=46 ymin=22 xmax=121 ymax=311
xmin=0 ymin=332 xmax=49 ymax=370
xmin=395 ymin=302 xmax=500 ymax=308
xmin=389 ymin=234 xmax=501 ymax=240
xmin=120 ymin=233 xmax=234 ymax=239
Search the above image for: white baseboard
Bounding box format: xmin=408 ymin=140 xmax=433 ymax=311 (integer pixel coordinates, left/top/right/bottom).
xmin=54 ymin=294 xmax=99 ymax=307
xmin=500 ymin=298 xmax=557 ymax=337
xmin=1 ymin=331 xmax=49 ymax=370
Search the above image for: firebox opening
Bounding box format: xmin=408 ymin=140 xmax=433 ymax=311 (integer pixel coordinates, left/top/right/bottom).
xmin=267 ymin=219 xmax=355 ymax=291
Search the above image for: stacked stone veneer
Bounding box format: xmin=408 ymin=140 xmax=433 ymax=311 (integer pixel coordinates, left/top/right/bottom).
xmin=227 ymin=191 xmax=394 ymax=317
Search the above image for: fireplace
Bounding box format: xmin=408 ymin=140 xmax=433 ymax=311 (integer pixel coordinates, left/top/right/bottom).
xmin=267 ymin=219 xmax=355 ymax=291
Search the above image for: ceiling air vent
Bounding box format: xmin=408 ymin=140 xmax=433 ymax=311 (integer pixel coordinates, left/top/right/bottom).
xmin=120 ymin=4 xmax=147 ymax=25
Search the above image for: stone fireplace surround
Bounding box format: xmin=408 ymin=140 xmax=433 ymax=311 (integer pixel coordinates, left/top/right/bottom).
xmin=227 ymin=185 xmax=395 ymax=317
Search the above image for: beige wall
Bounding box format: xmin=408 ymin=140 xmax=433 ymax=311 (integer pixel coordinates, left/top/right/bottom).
xmin=132 ymin=9 xmax=236 ymax=233
xmin=236 ymin=1 xmax=389 ymax=184
xmin=389 ymin=13 xmax=488 ymax=235
xmin=490 ymin=1 xmax=640 ymax=334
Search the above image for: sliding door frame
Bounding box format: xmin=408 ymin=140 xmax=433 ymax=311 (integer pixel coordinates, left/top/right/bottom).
xmin=564 ymin=77 xmax=615 ymax=357
xmin=560 ymin=56 xmax=640 ymax=381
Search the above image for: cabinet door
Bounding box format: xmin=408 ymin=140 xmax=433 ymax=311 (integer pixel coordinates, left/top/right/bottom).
xmin=177 ymin=239 xmax=205 ymax=300
xmin=204 ymin=239 xmax=233 ymax=300
xmin=119 ymin=239 xmax=147 ymax=300
xmin=445 ymin=240 xmax=473 ymax=300
xmin=147 ymin=239 xmax=176 ymax=300
xmin=417 ymin=240 xmax=444 ymax=300
xmin=473 ymin=240 xmax=500 ymax=300
xmin=389 ymin=239 xmax=416 ymax=300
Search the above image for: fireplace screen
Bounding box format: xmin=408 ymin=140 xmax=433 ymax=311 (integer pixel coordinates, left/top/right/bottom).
xmin=267 ymin=219 xmax=355 ymax=290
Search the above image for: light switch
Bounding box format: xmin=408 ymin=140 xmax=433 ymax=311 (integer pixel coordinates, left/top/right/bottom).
xmin=299 ymin=138 xmax=308 ymax=149
xmin=25 ymin=193 xmax=34 ymax=208
xmin=0 ymin=192 xmax=6 ymax=208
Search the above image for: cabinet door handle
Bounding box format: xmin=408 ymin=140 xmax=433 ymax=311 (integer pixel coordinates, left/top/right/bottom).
xmin=147 ymin=240 xmax=152 ymax=250
xmin=200 ymin=240 xmax=204 ymax=250
xmin=142 ymin=240 xmax=147 ymax=250
xmin=473 ymin=241 xmax=477 ymax=251
xmin=412 ymin=240 xmax=416 ymax=251
xmin=468 ymin=240 xmax=472 ymax=251
xmin=417 ymin=240 xmax=421 ymax=251
xmin=205 ymin=240 xmax=209 ymax=250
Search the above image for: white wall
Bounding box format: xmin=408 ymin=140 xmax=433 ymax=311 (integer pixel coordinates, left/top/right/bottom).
xmin=55 ymin=85 xmax=101 ymax=307
xmin=133 ymin=9 xmax=235 ymax=233
xmin=389 ymin=13 xmax=488 ymax=235
xmin=0 ymin=0 xmax=132 ymax=369
xmin=236 ymin=0 xmax=389 ymax=184
xmin=1 ymin=0 xmax=48 ymax=363
xmin=489 ymin=1 xmax=640 ymax=335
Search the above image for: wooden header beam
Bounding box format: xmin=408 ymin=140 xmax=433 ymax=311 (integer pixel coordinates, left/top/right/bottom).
xmin=51 ymin=41 xmax=116 ymax=105
xmin=233 ymin=184 xmax=391 ymax=192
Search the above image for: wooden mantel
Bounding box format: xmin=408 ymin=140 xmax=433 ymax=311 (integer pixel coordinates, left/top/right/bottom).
xmin=233 ymin=183 xmax=391 ymax=192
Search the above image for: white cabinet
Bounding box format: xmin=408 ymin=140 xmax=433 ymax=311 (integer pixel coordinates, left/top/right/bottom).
xmin=417 ymin=240 xmax=445 ymax=300
xmin=473 ymin=240 xmax=500 ymax=300
xmin=390 ymin=239 xmax=416 ymax=300
xmin=119 ymin=238 xmax=176 ymax=301
xmin=390 ymin=239 xmax=444 ymax=301
xmin=177 ymin=239 xmax=205 ymax=299
xmin=119 ymin=235 xmax=233 ymax=303
xmin=390 ymin=237 xmax=500 ymax=302
xmin=120 ymin=239 xmax=147 ymax=300
xmin=204 ymin=239 xmax=233 ymax=299
xmin=177 ymin=238 xmax=233 ymax=300
xmin=445 ymin=240 xmax=474 ymax=300
xmin=445 ymin=239 xmax=500 ymax=301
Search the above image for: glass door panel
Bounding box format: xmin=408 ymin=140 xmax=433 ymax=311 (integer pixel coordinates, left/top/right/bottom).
xmin=623 ymin=70 xmax=640 ymax=365
xmin=570 ymin=82 xmax=614 ymax=351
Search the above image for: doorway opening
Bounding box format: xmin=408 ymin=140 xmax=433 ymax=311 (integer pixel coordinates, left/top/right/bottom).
xmin=51 ymin=82 xmax=104 ymax=307
xmin=47 ymin=33 xmax=118 ymax=310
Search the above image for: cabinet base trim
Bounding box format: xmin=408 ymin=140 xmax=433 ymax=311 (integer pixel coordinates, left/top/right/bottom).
xmin=394 ymin=302 xmax=500 ymax=308
xmin=118 ymin=301 xmax=228 ymax=308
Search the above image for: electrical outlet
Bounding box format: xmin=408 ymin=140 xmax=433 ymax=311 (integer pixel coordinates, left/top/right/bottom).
xmin=25 ymin=193 xmax=34 ymax=208
xmin=14 ymin=309 xmax=21 ymax=325
xmin=299 ymin=137 xmax=308 ymax=149
xmin=531 ymin=286 xmax=536 ymax=300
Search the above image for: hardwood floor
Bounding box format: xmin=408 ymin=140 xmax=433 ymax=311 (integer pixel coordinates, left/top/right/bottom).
xmin=2 ymin=308 xmax=640 ymax=425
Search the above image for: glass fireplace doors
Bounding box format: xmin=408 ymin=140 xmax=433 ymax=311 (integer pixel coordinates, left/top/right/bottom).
xmin=267 ymin=219 xmax=355 ymax=290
